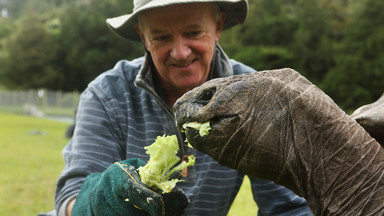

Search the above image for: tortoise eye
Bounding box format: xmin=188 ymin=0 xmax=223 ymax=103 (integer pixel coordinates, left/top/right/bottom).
xmin=196 ymin=87 xmax=216 ymax=106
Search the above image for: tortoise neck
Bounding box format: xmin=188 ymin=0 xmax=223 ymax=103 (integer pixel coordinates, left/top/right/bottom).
xmin=274 ymin=98 xmax=384 ymax=215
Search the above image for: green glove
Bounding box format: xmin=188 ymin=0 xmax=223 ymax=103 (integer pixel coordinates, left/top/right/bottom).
xmin=71 ymin=158 xmax=189 ymax=216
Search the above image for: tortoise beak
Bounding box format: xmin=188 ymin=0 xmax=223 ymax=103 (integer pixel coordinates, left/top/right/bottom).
xmin=173 ymin=87 xmax=216 ymax=130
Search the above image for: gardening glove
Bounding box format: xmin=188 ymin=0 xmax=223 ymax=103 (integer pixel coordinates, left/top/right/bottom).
xmin=71 ymin=158 xmax=189 ymax=216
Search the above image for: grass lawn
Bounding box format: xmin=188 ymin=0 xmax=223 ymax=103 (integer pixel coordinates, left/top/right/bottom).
xmin=0 ymin=112 xmax=70 ymax=215
xmin=0 ymin=112 xmax=257 ymax=215
xmin=228 ymin=176 xmax=258 ymax=215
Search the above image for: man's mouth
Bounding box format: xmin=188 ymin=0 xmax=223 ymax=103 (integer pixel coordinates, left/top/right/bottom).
xmin=172 ymin=59 xmax=195 ymax=68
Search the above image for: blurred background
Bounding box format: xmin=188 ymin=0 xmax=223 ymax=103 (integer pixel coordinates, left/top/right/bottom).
xmin=0 ymin=0 xmax=383 ymax=215
xmin=1 ymin=0 xmax=383 ymax=114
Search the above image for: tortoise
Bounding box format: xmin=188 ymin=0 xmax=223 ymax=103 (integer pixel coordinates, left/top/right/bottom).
xmin=173 ymin=68 xmax=384 ymax=215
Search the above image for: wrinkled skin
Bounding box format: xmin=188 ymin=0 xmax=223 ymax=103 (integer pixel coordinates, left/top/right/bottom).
xmin=350 ymin=93 xmax=384 ymax=146
xmin=173 ymin=68 xmax=384 ymax=215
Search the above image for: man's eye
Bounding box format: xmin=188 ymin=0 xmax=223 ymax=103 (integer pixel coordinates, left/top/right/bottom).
xmin=154 ymin=35 xmax=169 ymax=41
xmin=186 ymin=31 xmax=202 ymax=37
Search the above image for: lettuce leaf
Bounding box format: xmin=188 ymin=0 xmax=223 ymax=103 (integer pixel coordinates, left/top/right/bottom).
xmin=138 ymin=135 xmax=195 ymax=193
xmin=182 ymin=121 xmax=211 ymax=137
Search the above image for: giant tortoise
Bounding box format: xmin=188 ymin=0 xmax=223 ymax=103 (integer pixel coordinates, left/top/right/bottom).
xmin=174 ymin=68 xmax=384 ymax=215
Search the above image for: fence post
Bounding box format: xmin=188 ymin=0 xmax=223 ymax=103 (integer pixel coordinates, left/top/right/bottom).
xmin=72 ymin=90 xmax=79 ymax=111
xmin=56 ymin=90 xmax=62 ymax=110
xmin=37 ymin=89 xmax=47 ymax=113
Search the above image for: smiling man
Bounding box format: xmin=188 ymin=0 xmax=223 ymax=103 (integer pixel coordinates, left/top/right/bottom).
xmin=135 ymin=3 xmax=224 ymax=107
xmin=54 ymin=1 xmax=313 ymax=215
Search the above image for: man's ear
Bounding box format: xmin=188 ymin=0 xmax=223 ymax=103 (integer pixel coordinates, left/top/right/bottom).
xmin=135 ymin=23 xmax=148 ymax=48
xmin=215 ymin=11 xmax=226 ymax=43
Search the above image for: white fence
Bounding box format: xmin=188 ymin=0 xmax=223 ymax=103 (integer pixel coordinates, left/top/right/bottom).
xmin=0 ymin=89 xmax=80 ymax=121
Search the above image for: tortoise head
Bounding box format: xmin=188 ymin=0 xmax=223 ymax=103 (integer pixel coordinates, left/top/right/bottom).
xmin=173 ymin=74 xmax=255 ymax=162
xmin=173 ymin=68 xmax=320 ymax=177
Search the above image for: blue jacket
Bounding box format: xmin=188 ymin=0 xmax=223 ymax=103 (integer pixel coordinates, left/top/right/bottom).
xmin=55 ymin=45 xmax=312 ymax=215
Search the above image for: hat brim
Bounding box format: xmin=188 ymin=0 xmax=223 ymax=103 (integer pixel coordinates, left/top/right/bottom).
xmin=106 ymin=0 xmax=248 ymax=41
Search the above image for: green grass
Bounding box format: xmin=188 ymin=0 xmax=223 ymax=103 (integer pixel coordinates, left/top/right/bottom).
xmin=228 ymin=175 xmax=258 ymax=215
xmin=0 ymin=112 xmax=257 ymax=215
xmin=0 ymin=112 xmax=70 ymax=215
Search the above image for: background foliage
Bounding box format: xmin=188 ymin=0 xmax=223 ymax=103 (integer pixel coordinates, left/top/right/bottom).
xmin=0 ymin=0 xmax=383 ymax=111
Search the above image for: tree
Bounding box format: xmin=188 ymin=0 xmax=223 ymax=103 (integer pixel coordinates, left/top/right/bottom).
xmin=53 ymin=0 xmax=143 ymax=91
xmin=221 ymin=0 xmax=298 ymax=71
xmin=321 ymin=0 xmax=384 ymax=111
xmin=291 ymin=0 xmax=336 ymax=82
xmin=0 ymin=12 xmax=65 ymax=89
xmin=0 ymin=0 xmax=144 ymax=91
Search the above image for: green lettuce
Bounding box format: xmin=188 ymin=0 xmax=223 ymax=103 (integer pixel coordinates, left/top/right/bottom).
xmin=138 ymin=135 xmax=195 ymax=193
xmin=182 ymin=121 xmax=211 ymax=137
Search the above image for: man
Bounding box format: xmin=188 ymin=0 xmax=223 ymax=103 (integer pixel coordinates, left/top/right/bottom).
xmin=55 ymin=0 xmax=313 ymax=215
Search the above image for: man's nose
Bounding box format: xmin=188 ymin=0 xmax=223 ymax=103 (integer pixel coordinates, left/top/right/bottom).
xmin=170 ymin=37 xmax=191 ymax=60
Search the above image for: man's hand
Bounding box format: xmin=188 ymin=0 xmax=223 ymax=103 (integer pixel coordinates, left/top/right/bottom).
xmin=71 ymin=158 xmax=189 ymax=216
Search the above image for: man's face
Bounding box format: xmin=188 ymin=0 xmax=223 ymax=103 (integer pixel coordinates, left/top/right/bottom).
xmin=136 ymin=3 xmax=225 ymax=95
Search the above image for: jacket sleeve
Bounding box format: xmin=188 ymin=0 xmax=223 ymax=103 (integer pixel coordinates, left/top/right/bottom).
xmin=54 ymin=87 xmax=127 ymax=211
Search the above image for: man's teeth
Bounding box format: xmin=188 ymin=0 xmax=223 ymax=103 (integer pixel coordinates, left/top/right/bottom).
xmin=175 ymin=62 xmax=192 ymax=67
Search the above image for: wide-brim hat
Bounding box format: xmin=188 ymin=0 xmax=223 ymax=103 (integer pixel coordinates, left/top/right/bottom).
xmin=106 ymin=0 xmax=248 ymax=41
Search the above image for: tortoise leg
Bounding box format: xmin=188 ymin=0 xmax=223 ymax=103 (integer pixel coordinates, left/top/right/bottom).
xmin=351 ymin=93 xmax=384 ymax=147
